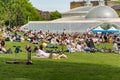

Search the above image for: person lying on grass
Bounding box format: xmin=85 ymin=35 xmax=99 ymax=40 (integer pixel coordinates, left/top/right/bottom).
xmin=35 ymin=45 xmax=68 ymax=59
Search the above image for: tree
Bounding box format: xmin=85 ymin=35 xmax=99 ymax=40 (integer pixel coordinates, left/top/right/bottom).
xmin=50 ymin=10 xmax=61 ymax=20
xmin=0 ymin=0 xmax=44 ymax=27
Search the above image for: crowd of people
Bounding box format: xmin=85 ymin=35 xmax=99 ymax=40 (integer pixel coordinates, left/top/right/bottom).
xmin=22 ymin=29 xmax=120 ymax=53
xmin=0 ymin=27 xmax=120 ymax=59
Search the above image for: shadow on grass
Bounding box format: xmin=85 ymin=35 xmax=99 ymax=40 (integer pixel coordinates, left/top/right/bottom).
xmin=0 ymin=58 xmax=120 ymax=80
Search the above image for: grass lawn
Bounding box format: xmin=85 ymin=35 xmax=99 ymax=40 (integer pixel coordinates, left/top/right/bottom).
xmin=0 ymin=41 xmax=120 ymax=80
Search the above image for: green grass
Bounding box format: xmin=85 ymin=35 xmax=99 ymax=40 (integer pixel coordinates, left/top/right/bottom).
xmin=0 ymin=41 xmax=120 ymax=80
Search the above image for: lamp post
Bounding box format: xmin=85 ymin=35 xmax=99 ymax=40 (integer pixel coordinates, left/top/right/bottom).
xmin=28 ymin=16 xmax=29 ymax=23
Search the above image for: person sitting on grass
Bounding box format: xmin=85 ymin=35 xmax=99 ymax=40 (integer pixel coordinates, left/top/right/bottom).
xmin=0 ymin=39 xmax=8 ymax=53
xmin=66 ymin=43 xmax=76 ymax=53
xmin=35 ymin=45 xmax=68 ymax=59
xmin=42 ymin=38 xmax=58 ymax=49
xmin=76 ymin=42 xmax=84 ymax=52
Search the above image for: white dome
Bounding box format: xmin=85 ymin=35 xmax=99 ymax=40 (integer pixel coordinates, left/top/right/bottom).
xmin=85 ymin=6 xmax=119 ymax=19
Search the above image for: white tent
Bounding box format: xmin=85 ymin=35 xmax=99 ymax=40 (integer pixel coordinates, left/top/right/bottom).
xmin=92 ymin=26 xmax=106 ymax=32
xmin=107 ymin=26 xmax=119 ymax=32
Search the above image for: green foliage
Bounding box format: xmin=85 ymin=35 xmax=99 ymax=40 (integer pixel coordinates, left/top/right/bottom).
xmin=111 ymin=1 xmax=120 ymax=17
xmin=50 ymin=10 xmax=61 ymax=20
xmin=115 ymin=10 xmax=120 ymax=17
xmin=0 ymin=0 xmax=43 ymax=27
xmin=112 ymin=0 xmax=120 ymax=4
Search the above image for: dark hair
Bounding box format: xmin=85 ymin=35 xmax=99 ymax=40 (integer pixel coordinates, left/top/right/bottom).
xmin=117 ymin=38 xmax=120 ymax=41
xmin=26 ymin=45 xmax=32 ymax=52
xmin=39 ymin=45 xmax=44 ymax=50
xmin=33 ymin=45 xmax=39 ymax=52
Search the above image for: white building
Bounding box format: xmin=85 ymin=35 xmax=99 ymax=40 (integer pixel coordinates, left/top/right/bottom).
xmin=21 ymin=0 xmax=120 ymax=33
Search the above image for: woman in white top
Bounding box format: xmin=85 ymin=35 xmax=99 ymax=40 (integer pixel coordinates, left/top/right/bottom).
xmin=66 ymin=43 xmax=75 ymax=53
xmin=76 ymin=42 xmax=83 ymax=52
xmin=50 ymin=37 xmax=58 ymax=45
xmin=37 ymin=49 xmax=50 ymax=58
xmin=35 ymin=45 xmax=68 ymax=59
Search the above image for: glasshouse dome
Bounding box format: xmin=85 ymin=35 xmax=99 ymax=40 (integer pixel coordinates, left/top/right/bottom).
xmin=85 ymin=5 xmax=119 ymax=19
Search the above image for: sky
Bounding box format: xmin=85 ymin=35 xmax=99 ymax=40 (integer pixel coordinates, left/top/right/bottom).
xmin=29 ymin=0 xmax=80 ymax=13
xmin=29 ymin=0 xmax=119 ymax=13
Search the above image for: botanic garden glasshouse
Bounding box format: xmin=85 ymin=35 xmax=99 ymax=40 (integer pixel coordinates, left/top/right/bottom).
xmin=21 ymin=0 xmax=120 ymax=33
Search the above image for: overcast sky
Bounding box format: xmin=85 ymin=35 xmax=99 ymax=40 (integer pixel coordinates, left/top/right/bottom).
xmin=29 ymin=0 xmax=82 ymax=13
